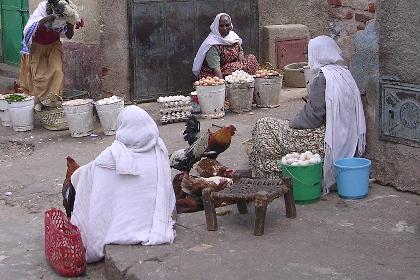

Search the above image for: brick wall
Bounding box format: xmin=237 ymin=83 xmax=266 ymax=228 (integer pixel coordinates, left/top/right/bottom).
xmin=327 ymin=0 xmax=376 ymax=62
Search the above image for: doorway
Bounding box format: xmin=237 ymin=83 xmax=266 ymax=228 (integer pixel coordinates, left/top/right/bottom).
xmin=129 ymin=0 xmax=259 ymax=101
xmin=1 ymin=0 xmax=29 ymax=65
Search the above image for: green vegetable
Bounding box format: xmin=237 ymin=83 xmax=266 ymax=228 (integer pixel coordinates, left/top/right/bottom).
xmin=5 ymin=94 xmax=27 ymax=103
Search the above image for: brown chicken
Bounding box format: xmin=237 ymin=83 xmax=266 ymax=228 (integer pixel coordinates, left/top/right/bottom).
xmin=173 ymin=174 xmax=232 ymax=213
xmin=169 ymin=116 xmax=236 ymax=172
xmin=195 ymin=158 xmax=235 ymax=178
xmin=62 ymin=156 xmax=79 ymax=218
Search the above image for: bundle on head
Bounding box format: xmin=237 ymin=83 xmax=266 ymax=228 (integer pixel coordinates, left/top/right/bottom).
xmin=47 ymin=0 xmax=81 ymax=26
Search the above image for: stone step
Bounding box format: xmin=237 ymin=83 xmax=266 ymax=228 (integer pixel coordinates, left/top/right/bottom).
xmin=0 ymin=63 xmax=19 ymax=79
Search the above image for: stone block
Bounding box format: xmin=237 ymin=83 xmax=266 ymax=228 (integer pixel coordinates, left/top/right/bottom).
xmin=329 ymin=7 xmax=354 ymax=19
xmin=327 ymin=0 xmax=342 ymax=6
xmin=342 ymin=0 xmax=371 ymax=10
xmin=355 ymin=12 xmax=374 ymax=23
xmin=368 ymin=2 xmax=376 ymax=13
xmin=262 ymin=24 xmax=310 ymax=69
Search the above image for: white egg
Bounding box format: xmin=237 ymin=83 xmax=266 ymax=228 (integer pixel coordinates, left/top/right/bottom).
xmin=309 ymin=158 xmax=318 ymax=164
xmin=291 ymin=152 xmax=300 ymax=158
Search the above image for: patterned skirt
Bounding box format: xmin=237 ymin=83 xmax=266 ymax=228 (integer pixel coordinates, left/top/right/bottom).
xmin=249 ymin=117 xmax=325 ymax=179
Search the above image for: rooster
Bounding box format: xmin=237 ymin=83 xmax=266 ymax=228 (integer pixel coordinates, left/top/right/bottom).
xmin=62 ymin=156 xmax=79 ymax=218
xmin=169 ymin=116 xmax=236 ymax=173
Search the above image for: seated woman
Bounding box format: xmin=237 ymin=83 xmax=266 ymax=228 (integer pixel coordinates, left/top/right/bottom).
xmin=70 ymin=105 xmax=176 ymax=263
xmin=249 ymin=36 xmax=366 ymax=193
xmin=192 ymin=13 xmax=258 ymax=78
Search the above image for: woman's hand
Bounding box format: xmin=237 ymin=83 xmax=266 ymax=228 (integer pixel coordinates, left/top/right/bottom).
xmin=238 ymin=51 xmax=245 ymax=64
xmin=65 ymin=23 xmax=74 ymax=39
xmin=213 ymin=68 xmax=223 ymax=79
xmin=39 ymin=14 xmax=57 ymax=25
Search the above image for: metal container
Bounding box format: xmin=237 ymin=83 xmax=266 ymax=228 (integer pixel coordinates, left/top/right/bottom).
xmin=95 ymin=100 xmax=124 ymax=136
xmin=8 ymin=96 xmax=35 ymax=132
xmin=196 ymin=84 xmax=226 ymax=119
xmin=226 ymin=81 xmax=254 ymax=113
xmin=254 ymin=75 xmax=283 ymax=108
xmin=63 ymin=101 xmax=94 ymax=137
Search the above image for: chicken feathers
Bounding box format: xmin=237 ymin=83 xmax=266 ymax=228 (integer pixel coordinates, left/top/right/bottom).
xmin=62 ymin=156 xmax=79 ymax=218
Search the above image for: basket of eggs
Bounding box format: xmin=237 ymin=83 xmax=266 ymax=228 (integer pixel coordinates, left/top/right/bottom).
xmin=194 ymin=76 xmax=226 ymax=119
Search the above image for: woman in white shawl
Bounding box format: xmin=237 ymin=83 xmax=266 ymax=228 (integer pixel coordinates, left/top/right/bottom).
xmin=192 ymin=13 xmax=258 ymax=78
xmin=70 ymin=105 xmax=176 ymax=263
xmin=250 ymin=36 xmax=366 ymax=193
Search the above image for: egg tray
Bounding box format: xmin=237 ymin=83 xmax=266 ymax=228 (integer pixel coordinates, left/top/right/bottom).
xmin=159 ymin=111 xmax=192 ymax=125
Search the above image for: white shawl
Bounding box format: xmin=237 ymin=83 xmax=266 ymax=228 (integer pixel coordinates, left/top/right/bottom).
xmin=192 ymin=13 xmax=242 ymax=76
xmin=21 ymin=1 xmax=67 ymax=54
xmin=308 ymin=36 xmax=366 ymax=193
xmin=71 ymin=105 xmax=175 ymax=262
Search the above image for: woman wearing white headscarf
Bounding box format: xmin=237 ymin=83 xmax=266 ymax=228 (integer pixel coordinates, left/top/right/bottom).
xmin=250 ymin=36 xmax=366 ymax=193
xmin=192 ymin=13 xmax=258 ymax=78
xmin=70 ymin=105 xmax=176 ymax=263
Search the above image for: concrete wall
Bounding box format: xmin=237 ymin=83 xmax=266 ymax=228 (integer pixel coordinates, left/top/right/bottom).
xmin=353 ymin=1 xmax=420 ymax=193
xmin=99 ymin=0 xmax=130 ymax=101
xmin=258 ymin=0 xmax=330 ymax=59
xmin=326 ymin=0 xmax=376 ymax=63
xmin=258 ymin=0 xmax=375 ymax=65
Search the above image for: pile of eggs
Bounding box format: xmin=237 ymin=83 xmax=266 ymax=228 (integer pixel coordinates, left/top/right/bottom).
xmin=255 ymin=69 xmax=281 ymax=78
xmin=95 ymin=95 xmax=122 ymax=106
xmin=225 ymin=70 xmax=255 ymax=84
xmin=157 ymin=95 xmax=192 ymax=124
xmin=62 ymin=99 xmax=93 ymax=106
xmin=281 ymin=151 xmax=322 ymax=166
xmin=194 ymin=76 xmax=225 ymax=87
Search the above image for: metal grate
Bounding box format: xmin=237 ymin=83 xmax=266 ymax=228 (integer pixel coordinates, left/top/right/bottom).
xmin=380 ymin=79 xmax=420 ymax=143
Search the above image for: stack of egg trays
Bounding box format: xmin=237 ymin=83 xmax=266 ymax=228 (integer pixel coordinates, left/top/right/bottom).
xmin=158 ymin=97 xmax=192 ymax=125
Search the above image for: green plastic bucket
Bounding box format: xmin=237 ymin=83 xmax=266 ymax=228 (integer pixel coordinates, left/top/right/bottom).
xmin=280 ymin=162 xmax=323 ymax=204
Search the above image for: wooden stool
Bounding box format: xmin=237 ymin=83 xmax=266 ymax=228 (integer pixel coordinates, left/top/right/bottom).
xmin=202 ymin=177 xmax=296 ymax=236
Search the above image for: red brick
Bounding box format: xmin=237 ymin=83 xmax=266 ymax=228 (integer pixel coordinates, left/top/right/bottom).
xmin=329 ymin=7 xmax=354 ymax=19
xmin=355 ymin=12 xmax=374 ymax=23
xmin=368 ymin=2 xmax=376 ymax=13
xmin=327 ymin=0 xmax=342 ymax=6
xmin=357 ymin=22 xmax=366 ymax=31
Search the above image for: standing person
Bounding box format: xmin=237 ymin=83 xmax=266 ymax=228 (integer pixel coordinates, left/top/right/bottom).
xmin=249 ymin=36 xmax=366 ymax=193
xmin=19 ymin=0 xmax=81 ymax=110
xmin=70 ymin=106 xmax=176 ymax=263
xmin=192 ymin=13 xmax=258 ymax=79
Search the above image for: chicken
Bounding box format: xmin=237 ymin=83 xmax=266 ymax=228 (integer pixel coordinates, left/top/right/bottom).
xmin=172 ymin=172 xmax=187 ymax=200
xmin=181 ymin=175 xmax=232 ymax=196
xmin=176 ymin=195 xmax=202 ymax=213
xmin=48 ymin=0 xmax=82 ymax=27
xmin=195 ymin=158 xmax=235 ymax=178
xmin=13 ymin=81 xmax=24 ymax=93
xmin=62 ymin=156 xmax=79 ymax=218
xmin=170 ymin=116 xmax=236 ymax=173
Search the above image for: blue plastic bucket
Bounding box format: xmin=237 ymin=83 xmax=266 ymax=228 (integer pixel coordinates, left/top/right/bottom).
xmin=333 ymin=157 xmax=371 ymax=200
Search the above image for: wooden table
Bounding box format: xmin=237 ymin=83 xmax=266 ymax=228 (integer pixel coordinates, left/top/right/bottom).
xmin=202 ymin=177 xmax=296 ymax=236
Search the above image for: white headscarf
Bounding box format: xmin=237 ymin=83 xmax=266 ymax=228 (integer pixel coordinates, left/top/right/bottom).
xmin=308 ymin=36 xmax=366 ymax=193
xmin=71 ymin=105 xmax=175 ymax=262
xmin=192 ymin=13 xmax=242 ymax=76
xmin=95 ymin=105 xmax=175 ymax=245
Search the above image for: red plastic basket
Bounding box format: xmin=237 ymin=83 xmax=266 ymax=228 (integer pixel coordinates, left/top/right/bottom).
xmin=44 ymin=208 xmax=86 ymax=277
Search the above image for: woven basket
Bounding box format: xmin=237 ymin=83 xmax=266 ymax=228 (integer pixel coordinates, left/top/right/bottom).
xmin=44 ymin=208 xmax=86 ymax=277
xmin=35 ymin=106 xmax=69 ymax=131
